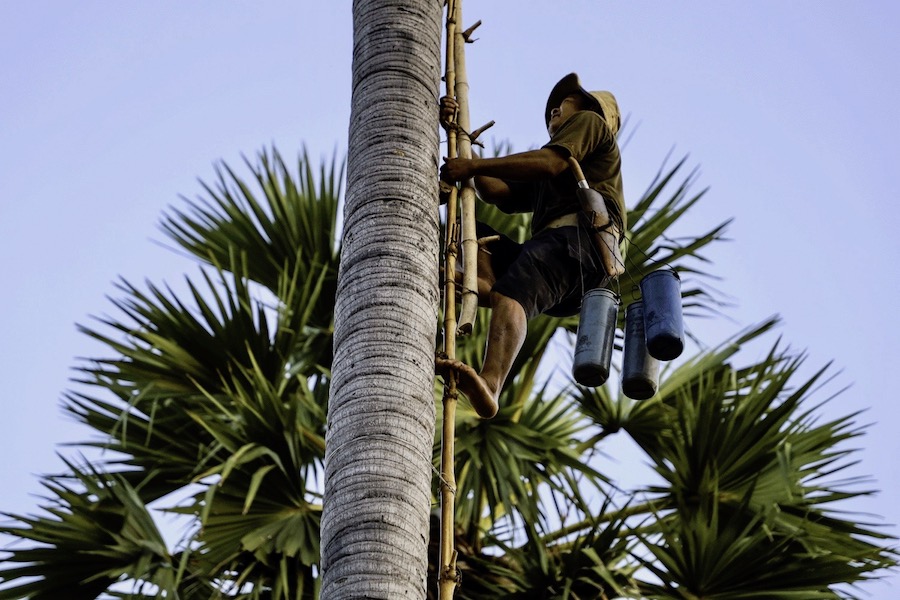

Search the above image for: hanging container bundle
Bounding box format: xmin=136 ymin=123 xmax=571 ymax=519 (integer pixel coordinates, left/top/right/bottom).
xmin=621 ymin=301 xmax=659 ymax=399
xmin=573 ymin=288 xmax=619 ymax=386
xmin=640 ymin=269 xmax=685 ymax=361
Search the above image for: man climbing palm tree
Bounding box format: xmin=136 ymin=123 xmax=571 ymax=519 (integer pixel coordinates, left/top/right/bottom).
xmin=437 ymin=72 xmax=625 ymax=418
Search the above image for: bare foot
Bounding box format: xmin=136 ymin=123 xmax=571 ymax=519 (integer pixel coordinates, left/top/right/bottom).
xmin=435 ymin=357 xmax=499 ymax=419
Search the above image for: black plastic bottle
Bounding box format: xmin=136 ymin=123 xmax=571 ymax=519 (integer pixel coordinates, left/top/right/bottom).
xmin=573 ymin=288 xmax=619 ymax=386
xmin=640 ymin=269 xmax=684 ymax=361
xmin=621 ymin=301 xmax=659 ymax=400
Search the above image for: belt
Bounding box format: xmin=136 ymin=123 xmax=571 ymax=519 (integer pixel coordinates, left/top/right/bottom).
xmin=542 ymin=213 xmax=580 ymax=231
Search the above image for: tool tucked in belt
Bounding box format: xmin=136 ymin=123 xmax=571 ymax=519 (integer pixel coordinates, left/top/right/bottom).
xmin=566 ymin=157 xmax=625 ymax=277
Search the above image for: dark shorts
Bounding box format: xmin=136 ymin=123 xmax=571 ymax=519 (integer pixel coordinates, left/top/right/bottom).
xmin=477 ymin=221 xmax=606 ymax=319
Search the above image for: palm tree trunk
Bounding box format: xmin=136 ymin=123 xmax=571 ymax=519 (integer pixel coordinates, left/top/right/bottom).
xmin=320 ymin=1 xmax=443 ymax=598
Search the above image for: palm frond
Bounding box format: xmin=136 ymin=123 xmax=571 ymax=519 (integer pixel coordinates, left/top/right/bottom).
xmin=619 ymin=155 xmax=731 ymax=324
xmin=160 ymin=147 xmax=341 ymax=301
xmin=620 ymin=329 xmax=898 ymax=597
xmin=454 ymin=495 xmax=638 ymax=600
xmin=65 ymin=242 xmax=331 ymax=494
xmin=0 ymin=459 xmax=181 ymax=599
xmin=443 ymin=380 xmax=605 ymax=550
xmin=634 ymin=489 xmax=893 ymax=600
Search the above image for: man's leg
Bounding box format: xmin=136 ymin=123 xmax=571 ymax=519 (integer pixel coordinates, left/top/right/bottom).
xmin=436 ymin=291 xmax=527 ymax=419
xmin=436 ymin=228 xmax=527 ymax=418
xmin=476 ymin=240 xmax=497 ymax=305
xmin=479 ymin=291 xmax=527 ymax=394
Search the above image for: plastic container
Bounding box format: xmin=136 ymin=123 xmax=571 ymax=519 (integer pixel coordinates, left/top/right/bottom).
xmin=621 ymin=301 xmax=660 ymax=400
xmin=640 ymin=269 xmax=684 ymax=361
xmin=573 ymin=288 xmax=619 ymax=386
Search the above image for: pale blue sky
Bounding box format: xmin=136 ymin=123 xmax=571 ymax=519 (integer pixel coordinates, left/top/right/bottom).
xmin=2 ymin=2 xmax=898 ymax=596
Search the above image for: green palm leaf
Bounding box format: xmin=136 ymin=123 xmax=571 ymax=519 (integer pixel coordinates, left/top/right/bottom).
xmin=161 ymin=148 xmax=341 ymax=296
xmin=623 ymin=332 xmax=897 ymax=597
xmin=449 ymin=495 xmax=638 ymax=600
xmin=0 ymin=459 xmax=184 ymax=599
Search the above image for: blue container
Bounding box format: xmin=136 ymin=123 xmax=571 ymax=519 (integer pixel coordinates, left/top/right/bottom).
xmin=621 ymin=301 xmax=660 ymax=400
xmin=640 ymin=270 xmax=684 ymax=361
xmin=573 ymin=288 xmax=619 ymax=387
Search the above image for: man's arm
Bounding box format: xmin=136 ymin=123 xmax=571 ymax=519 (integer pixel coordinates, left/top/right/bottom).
xmin=442 ymin=148 xmax=569 ymax=182
xmin=441 ymin=147 xmax=569 ymax=203
xmin=471 ymin=174 xmax=512 ymax=203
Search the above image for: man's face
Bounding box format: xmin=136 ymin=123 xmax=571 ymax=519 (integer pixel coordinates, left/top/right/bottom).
xmin=547 ymin=94 xmax=585 ymax=136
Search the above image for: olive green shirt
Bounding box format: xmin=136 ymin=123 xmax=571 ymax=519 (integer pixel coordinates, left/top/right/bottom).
xmin=500 ymin=111 xmax=625 ymax=235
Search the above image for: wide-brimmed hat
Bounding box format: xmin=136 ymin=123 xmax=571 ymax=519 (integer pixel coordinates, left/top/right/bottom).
xmin=544 ymin=72 xmax=620 ymax=135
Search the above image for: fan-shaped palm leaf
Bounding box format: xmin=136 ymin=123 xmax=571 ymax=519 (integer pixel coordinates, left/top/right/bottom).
xmin=0 ymin=459 xmax=188 ymax=599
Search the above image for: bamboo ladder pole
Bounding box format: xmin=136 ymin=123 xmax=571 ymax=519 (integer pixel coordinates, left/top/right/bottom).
xmin=453 ymin=0 xmax=479 ymax=336
xmin=439 ymin=2 xmax=493 ymax=596
xmin=438 ymin=0 xmax=462 ymax=596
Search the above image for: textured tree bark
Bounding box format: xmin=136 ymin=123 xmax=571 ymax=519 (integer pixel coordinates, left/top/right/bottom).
xmin=320 ymin=1 xmax=443 ymax=599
